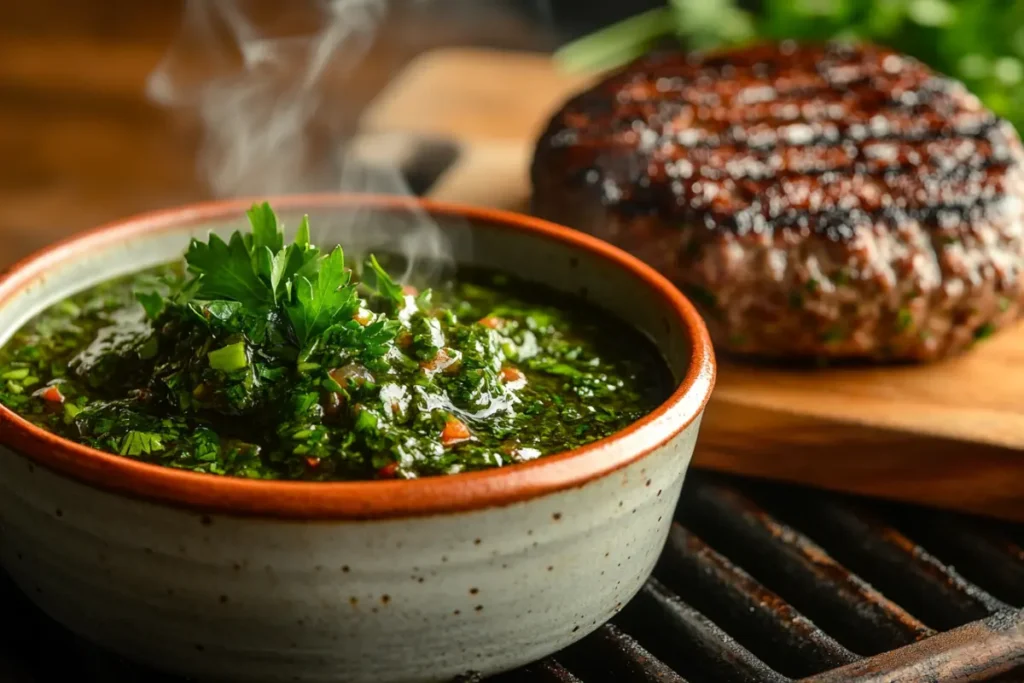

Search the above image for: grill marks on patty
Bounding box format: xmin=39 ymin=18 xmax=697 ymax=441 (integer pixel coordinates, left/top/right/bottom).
xmin=540 ymin=42 xmax=1021 ymax=243
xmin=532 ymin=42 xmax=1024 ymax=360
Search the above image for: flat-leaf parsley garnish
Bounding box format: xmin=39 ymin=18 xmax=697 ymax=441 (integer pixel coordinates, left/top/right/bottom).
xmin=0 ymin=203 xmax=668 ymax=480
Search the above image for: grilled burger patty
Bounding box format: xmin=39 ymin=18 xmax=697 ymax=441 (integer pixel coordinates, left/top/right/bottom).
xmin=532 ymin=42 xmax=1024 ymax=361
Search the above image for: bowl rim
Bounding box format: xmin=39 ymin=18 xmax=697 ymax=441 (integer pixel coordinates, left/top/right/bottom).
xmin=0 ymin=194 xmax=715 ymax=520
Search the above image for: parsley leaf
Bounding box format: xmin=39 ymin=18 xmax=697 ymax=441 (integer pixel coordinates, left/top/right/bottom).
xmin=280 ymin=216 xmax=321 ymax=288
xmin=135 ymin=291 xmax=165 ymax=320
xmin=285 ymin=247 xmax=359 ymax=348
xmin=366 ymin=254 xmax=405 ymax=308
xmin=186 ymin=232 xmax=273 ymax=308
xmin=247 ymin=201 xmax=284 ymax=253
xmin=120 ymin=430 xmax=166 ymax=457
xmin=170 ymin=204 xmax=404 ymax=358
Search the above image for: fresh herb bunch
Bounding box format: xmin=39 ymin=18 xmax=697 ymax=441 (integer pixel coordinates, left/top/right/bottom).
xmin=141 ymin=202 xmax=399 ymax=358
xmin=556 ymin=0 xmax=1024 ymax=133
xmin=0 ymin=203 xmax=660 ymax=480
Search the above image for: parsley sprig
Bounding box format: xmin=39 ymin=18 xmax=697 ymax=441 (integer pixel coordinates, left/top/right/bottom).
xmin=137 ymin=202 xmax=403 ymax=354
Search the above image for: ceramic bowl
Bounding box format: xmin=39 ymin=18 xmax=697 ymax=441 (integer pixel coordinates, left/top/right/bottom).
xmin=0 ymin=195 xmax=715 ymax=683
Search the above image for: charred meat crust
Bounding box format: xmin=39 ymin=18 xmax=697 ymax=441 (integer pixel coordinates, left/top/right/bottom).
xmin=531 ymin=41 xmax=1024 ymax=361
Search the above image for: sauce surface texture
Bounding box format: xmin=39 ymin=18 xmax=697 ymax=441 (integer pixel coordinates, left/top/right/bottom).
xmin=0 ymin=204 xmax=668 ymax=481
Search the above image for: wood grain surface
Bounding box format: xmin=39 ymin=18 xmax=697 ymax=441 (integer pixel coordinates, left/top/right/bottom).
xmin=361 ymin=48 xmax=1024 ymax=521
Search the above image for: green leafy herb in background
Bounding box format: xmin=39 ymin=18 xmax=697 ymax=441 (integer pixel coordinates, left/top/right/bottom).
xmin=556 ymin=0 xmax=1024 ymax=133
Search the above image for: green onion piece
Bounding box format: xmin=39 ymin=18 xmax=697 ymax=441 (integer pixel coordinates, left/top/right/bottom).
xmin=322 ymin=377 xmax=344 ymax=393
xmin=64 ymin=403 xmax=82 ymax=421
xmin=354 ymin=409 xmax=378 ymax=432
xmin=208 ymin=342 xmax=249 ymax=372
xmin=2 ymin=368 xmax=29 ymax=380
xmin=297 ymin=361 xmax=320 ymax=373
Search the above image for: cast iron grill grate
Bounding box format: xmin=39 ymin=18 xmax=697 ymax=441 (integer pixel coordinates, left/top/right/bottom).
xmin=1 ymin=472 xmax=1022 ymax=682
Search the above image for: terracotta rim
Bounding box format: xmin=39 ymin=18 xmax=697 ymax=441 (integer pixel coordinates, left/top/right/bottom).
xmin=0 ymin=194 xmax=715 ymax=520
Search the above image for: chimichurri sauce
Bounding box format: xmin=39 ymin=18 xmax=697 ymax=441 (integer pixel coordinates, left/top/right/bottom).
xmin=0 ymin=204 xmax=670 ymax=481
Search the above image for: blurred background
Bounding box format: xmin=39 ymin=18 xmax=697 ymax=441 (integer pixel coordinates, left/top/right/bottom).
xmin=0 ymin=0 xmax=654 ymax=264
xmin=8 ymin=0 xmax=1019 ymax=268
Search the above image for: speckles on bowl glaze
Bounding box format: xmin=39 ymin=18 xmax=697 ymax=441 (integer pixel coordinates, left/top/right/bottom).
xmin=552 ymin=512 xmax=562 ymax=521
xmin=348 ymin=596 xmax=358 ymax=607
xmin=54 ymin=508 xmax=63 ymax=518
xmin=381 ymin=594 xmax=391 ymax=605
xmin=474 ymin=605 xmax=483 ymax=612
xmin=469 ymin=587 xmax=479 ymax=595
xmin=199 ymin=515 xmax=213 ymax=527
xmin=341 ymin=565 xmax=350 ymax=573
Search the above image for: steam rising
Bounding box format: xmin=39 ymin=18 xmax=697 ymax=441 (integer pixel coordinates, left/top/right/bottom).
xmin=147 ymin=0 xmax=453 ymax=285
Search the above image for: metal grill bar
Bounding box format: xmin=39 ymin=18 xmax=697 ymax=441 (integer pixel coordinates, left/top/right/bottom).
xmin=493 ymin=660 xmax=582 ymax=683
xmin=615 ymin=579 xmax=788 ymax=683
xmin=756 ymin=492 xmax=1010 ymax=628
xmin=654 ymin=523 xmax=858 ymax=678
xmin=893 ymin=509 xmax=1024 ymax=607
xmin=561 ymin=622 xmax=687 ymax=683
xmin=677 ymin=477 xmax=934 ymax=654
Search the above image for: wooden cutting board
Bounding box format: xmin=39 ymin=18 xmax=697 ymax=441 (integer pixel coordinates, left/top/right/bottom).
xmin=359 ymin=48 xmax=1024 ymax=522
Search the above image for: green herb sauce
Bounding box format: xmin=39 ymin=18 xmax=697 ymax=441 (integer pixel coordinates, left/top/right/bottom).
xmin=0 ymin=204 xmax=669 ymax=481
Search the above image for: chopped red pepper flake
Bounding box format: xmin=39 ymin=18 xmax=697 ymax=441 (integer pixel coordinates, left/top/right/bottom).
xmin=38 ymin=385 xmax=65 ymax=404
xmin=420 ymin=348 xmax=460 ymax=374
xmin=305 ymin=457 xmax=321 ymax=469
xmin=441 ymin=416 xmax=472 ymax=446
xmin=402 ymin=285 xmax=418 ymax=296
xmin=478 ymin=315 xmax=506 ymax=329
xmin=377 ymin=462 xmax=399 ymax=478
xmin=353 ymin=309 xmax=373 ymax=326
xmin=500 ymin=366 xmax=525 ymax=383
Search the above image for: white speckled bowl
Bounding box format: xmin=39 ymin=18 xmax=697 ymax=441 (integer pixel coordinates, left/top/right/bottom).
xmin=0 ymin=195 xmax=715 ymax=683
